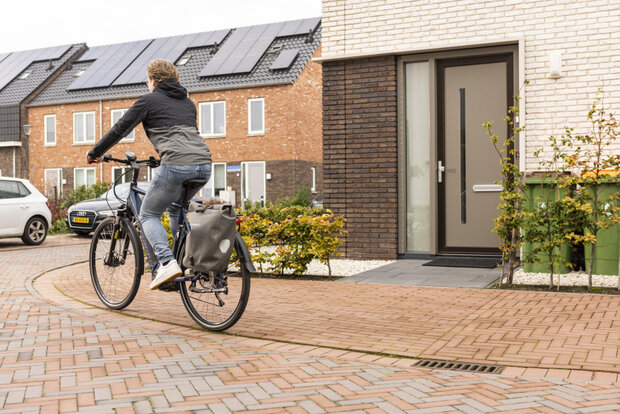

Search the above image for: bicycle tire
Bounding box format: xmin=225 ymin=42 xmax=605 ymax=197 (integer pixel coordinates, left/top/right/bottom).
xmin=178 ymin=238 xmax=251 ymax=331
xmin=89 ymin=217 xmax=143 ymax=310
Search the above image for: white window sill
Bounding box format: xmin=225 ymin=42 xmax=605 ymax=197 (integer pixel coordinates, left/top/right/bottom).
xmin=119 ymin=139 xmax=135 ymax=143
xmin=201 ymin=135 xmax=226 ymax=139
xmin=73 ymin=142 xmax=96 ymax=146
xmin=44 ymin=143 xmax=57 ymax=147
xmin=248 ymin=132 xmax=265 ymax=137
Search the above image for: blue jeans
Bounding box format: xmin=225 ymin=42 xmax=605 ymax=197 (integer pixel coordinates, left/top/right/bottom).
xmin=139 ymin=163 xmax=211 ymax=268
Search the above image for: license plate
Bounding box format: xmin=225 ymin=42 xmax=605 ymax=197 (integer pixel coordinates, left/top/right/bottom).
xmin=72 ymin=217 xmax=90 ymax=224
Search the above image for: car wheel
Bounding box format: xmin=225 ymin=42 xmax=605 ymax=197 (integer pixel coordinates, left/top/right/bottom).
xmin=74 ymin=230 xmax=91 ymax=236
xmin=22 ymin=217 xmax=48 ymax=246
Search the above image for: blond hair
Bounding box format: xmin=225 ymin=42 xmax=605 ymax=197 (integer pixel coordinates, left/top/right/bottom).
xmin=146 ymin=59 xmax=179 ymax=85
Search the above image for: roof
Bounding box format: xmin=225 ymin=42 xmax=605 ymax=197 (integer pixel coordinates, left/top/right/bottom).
xmin=0 ymin=44 xmax=84 ymax=142
xmin=30 ymin=17 xmax=321 ymax=106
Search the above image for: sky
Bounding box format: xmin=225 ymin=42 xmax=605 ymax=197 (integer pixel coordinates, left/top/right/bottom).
xmin=1 ymin=0 xmax=323 ymax=53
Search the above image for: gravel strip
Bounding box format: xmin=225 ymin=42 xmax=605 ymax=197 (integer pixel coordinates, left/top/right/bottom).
xmin=513 ymin=269 xmax=619 ymax=288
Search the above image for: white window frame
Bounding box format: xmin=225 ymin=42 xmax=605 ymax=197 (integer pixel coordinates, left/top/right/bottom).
xmin=44 ymin=168 xmax=63 ymax=198
xmin=73 ymin=111 xmax=96 ymax=144
xmin=44 ymin=115 xmax=56 ymax=146
xmin=74 ymin=167 xmax=96 ymax=189
xmin=111 ymin=166 xmax=132 ymax=184
xmin=202 ymin=162 xmax=227 ymax=199
xmin=111 ymin=109 xmax=135 ymax=142
xmin=311 ymin=166 xmax=317 ymax=193
xmin=248 ymin=98 xmax=265 ymax=135
xmin=198 ymin=101 xmax=226 ymax=138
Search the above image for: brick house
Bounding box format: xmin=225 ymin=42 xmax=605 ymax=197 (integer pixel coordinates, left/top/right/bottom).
xmin=0 ymin=44 xmax=84 ymax=182
xmin=27 ymin=18 xmax=322 ymax=205
xmin=319 ymin=0 xmax=619 ymax=259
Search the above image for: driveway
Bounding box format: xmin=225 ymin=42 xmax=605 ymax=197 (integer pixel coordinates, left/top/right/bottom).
xmin=1 ymin=240 xmax=619 ymax=413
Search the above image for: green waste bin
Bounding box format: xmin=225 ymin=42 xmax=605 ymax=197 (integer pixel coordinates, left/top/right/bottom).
xmin=583 ymin=173 xmax=619 ymax=276
xmin=522 ymin=177 xmax=572 ymax=274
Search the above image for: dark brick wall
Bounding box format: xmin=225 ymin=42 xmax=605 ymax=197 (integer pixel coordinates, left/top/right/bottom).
xmin=0 ymin=147 xmax=24 ymax=178
xmin=223 ymin=160 xmax=323 ymax=206
xmin=267 ymin=160 xmax=322 ymax=202
xmin=322 ymin=56 xmax=398 ymax=259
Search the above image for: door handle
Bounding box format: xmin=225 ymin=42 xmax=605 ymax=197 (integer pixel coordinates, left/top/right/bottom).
xmin=21 ymin=205 xmax=29 ymax=209
xmin=437 ymin=160 xmax=445 ymax=183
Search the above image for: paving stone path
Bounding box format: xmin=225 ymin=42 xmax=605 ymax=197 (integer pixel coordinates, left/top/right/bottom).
xmin=1 ymin=239 xmax=620 ymax=413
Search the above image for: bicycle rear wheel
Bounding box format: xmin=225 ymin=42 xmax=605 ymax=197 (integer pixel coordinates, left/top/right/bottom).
xmin=89 ymin=217 xmax=143 ymax=309
xmin=178 ymin=239 xmax=251 ymax=331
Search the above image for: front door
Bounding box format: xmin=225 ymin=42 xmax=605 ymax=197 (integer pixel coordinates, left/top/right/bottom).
xmin=437 ymin=54 xmax=513 ymax=254
xmin=241 ymin=161 xmax=266 ymax=208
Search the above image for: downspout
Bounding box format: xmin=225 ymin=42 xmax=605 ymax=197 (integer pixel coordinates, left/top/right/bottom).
xmin=13 ymin=147 xmax=16 ymax=177
xmin=99 ymin=100 xmax=103 ymax=182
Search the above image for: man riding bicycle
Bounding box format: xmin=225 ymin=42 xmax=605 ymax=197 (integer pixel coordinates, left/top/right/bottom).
xmin=87 ymin=59 xmax=212 ymax=290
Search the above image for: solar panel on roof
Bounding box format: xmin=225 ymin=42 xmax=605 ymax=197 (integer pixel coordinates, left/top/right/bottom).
xmin=198 ymin=18 xmax=319 ymax=77
xmin=270 ymin=48 xmax=299 ymax=70
xmin=0 ymin=44 xmax=71 ymax=92
xmin=67 ymin=40 xmax=151 ymax=90
xmin=111 ymin=29 xmax=231 ymax=86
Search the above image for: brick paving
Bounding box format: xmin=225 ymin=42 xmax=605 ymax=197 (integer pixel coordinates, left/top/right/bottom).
xmin=1 ymin=241 xmax=620 ymax=413
xmin=49 ymin=263 xmax=620 ymax=375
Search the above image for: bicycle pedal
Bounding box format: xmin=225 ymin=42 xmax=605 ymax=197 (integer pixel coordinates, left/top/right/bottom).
xmin=158 ymin=282 xmax=179 ymax=292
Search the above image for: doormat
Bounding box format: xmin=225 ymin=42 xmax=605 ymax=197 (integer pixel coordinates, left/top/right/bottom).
xmin=422 ymin=257 xmax=500 ymax=269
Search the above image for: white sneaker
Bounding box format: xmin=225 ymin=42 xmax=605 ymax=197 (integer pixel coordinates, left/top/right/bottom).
xmin=149 ymin=259 xmax=182 ymax=290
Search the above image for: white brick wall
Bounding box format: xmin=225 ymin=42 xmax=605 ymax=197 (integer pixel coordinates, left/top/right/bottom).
xmin=322 ymin=0 xmax=620 ymax=171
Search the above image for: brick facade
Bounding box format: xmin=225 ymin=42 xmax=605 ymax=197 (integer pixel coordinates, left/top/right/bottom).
xmin=322 ymin=0 xmax=619 ymax=171
xmin=323 ymin=56 xmax=398 ymax=259
xmin=0 ymin=147 xmax=23 ymax=177
xmin=27 ymin=50 xmax=323 ymax=203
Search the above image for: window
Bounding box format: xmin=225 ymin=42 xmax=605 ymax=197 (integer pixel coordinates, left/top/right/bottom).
xmin=44 ymin=168 xmax=62 ymax=199
xmin=0 ymin=180 xmax=30 ymax=199
xmin=147 ymin=166 xmax=157 ymax=182
xmin=311 ymin=167 xmax=316 ymax=193
xmin=177 ymin=56 xmax=191 ymax=65
xmin=203 ymin=163 xmax=226 ymax=199
xmin=199 ymin=102 xmax=226 ymax=137
xmin=248 ymin=98 xmax=264 ymax=135
xmin=73 ymin=112 xmax=95 ymax=144
xmin=112 ymin=166 xmax=132 ymax=184
xmin=74 ymin=167 xmax=95 ymax=189
xmin=111 ymin=109 xmax=135 ymax=142
xmin=44 ymin=115 xmax=56 ymax=146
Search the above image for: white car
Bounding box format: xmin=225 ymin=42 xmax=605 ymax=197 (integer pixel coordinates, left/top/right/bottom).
xmin=0 ymin=177 xmax=52 ymax=245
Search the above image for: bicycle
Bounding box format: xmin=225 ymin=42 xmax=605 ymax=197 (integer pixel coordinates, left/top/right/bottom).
xmin=88 ymin=151 xmax=255 ymax=331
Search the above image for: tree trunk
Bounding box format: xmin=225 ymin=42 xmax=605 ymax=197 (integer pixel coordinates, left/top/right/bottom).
xmin=549 ymin=259 xmax=554 ymax=290
xmin=588 ymin=242 xmax=595 ymax=290
xmin=507 ymin=228 xmax=519 ymax=285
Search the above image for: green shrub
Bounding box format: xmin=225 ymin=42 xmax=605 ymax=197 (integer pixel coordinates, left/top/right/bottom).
xmin=60 ymin=182 xmax=110 ymax=210
xmin=238 ymin=205 xmax=346 ymax=276
xmin=49 ymin=219 xmax=70 ymax=235
xmin=276 ymin=186 xmax=311 ymax=207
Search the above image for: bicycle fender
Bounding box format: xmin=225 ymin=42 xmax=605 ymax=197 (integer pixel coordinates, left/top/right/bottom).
xmin=235 ymin=233 xmax=257 ymax=274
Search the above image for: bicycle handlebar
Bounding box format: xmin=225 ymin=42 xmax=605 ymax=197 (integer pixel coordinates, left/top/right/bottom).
xmin=103 ymin=152 xmax=161 ymax=168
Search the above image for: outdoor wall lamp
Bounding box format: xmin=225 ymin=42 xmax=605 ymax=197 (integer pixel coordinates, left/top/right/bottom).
xmin=548 ymin=51 xmax=563 ymax=79
xmin=23 ymin=124 xmax=32 ymax=136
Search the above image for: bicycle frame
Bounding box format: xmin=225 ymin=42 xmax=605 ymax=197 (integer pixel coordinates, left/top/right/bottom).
xmin=104 ymin=154 xmax=190 ymax=275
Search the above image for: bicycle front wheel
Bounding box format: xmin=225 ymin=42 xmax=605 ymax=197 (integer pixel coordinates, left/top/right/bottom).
xmin=178 ymin=239 xmax=251 ymax=331
xmin=89 ymin=217 xmax=143 ymax=310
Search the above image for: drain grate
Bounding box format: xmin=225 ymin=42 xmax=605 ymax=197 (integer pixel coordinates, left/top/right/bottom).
xmin=414 ymin=359 xmax=504 ymax=374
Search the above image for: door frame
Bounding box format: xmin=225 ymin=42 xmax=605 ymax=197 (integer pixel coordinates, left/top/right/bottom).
xmin=397 ymin=45 xmax=519 ymax=256
xmin=240 ymin=161 xmax=266 ymax=208
xmin=437 ymin=53 xmax=513 ymax=255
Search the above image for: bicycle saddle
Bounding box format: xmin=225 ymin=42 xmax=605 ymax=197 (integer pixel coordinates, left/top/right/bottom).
xmin=183 ymin=179 xmax=208 ymax=203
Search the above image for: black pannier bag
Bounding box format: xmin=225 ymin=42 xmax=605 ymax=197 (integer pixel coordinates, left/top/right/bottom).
xmin=182 ymin=203 xmax=236 ymax=273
